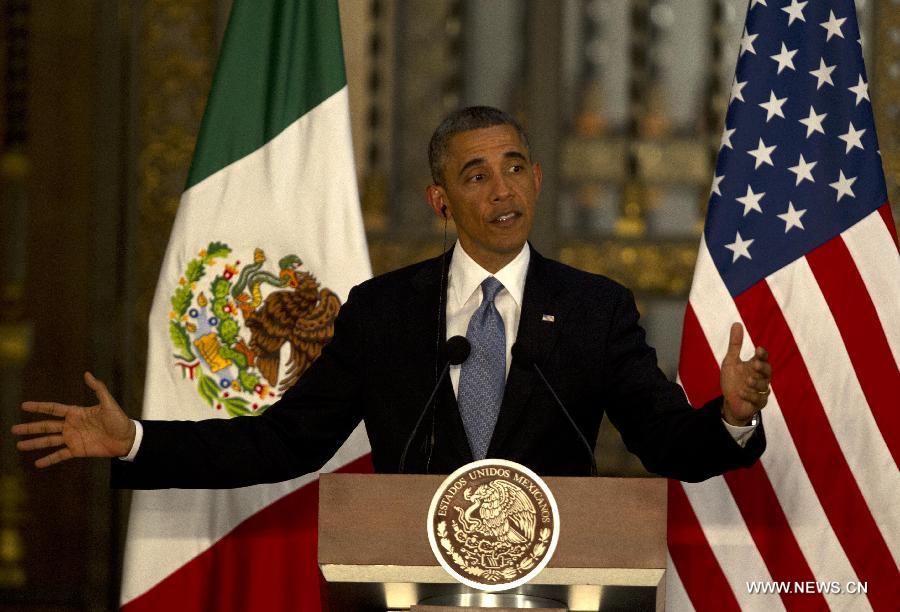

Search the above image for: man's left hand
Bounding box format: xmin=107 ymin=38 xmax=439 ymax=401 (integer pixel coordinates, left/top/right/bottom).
xmin=720 ymin=322 xmax=771 ymax=426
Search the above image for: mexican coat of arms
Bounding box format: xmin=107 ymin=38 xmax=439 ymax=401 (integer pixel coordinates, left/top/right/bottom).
xmin=168 ymin=241 xmax=340 ymax=416
xmin=427 ymin=459 xmax=560 ymax=591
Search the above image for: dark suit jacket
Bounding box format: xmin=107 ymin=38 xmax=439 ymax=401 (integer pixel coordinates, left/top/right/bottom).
xmin=112 ymin=247 xmax=763 ymax=488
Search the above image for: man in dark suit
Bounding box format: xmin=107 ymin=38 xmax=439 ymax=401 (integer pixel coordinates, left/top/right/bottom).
xmin=14 ymin=107 xmax=771 ymax=484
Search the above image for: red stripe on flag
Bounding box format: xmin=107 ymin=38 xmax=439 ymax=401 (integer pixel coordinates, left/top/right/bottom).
xmin=122 ymin=454 xmax=373 ymax=612
xmin=736 ymin=281 xmax=898 ymax=611
xmin=876 ymin=202 xmax=898 ymax=245
xmin=679 ymin=304 xmax=826 ymax=610
xmin=806 ymin=235 xmax=900 ymax=464
xmin=667 ymin=480 xmax=741 ymax=612
xmin=678 ymin=304 xmax=722 ymax=407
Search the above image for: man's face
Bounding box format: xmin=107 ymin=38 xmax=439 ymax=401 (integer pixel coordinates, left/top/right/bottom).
xmin=426 ymin=124 xmax=542 ymax=272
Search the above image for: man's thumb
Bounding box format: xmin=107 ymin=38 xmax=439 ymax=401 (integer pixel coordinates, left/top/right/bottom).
xmin=725 ymin=322 xmax=744 ymax=361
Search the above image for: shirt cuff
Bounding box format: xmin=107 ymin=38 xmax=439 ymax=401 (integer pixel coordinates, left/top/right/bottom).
xmin=722 ymin=416 xmax=758 ymax=448
xmin=119 ymin=420 xmax=143 ymax=462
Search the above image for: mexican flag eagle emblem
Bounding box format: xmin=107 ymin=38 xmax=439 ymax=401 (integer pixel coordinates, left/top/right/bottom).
xmin=168 ymin=241 xmax=340 ymax=416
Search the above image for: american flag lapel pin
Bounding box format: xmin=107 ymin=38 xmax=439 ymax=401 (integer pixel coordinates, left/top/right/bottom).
xmin=542 ymin=314 xmax=555 ymax=322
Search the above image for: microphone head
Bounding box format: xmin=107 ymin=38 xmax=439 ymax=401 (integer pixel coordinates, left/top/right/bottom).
xmin=445 ymin=335 xmax=471 ymax=365
xmin=511 ymin=340 xmax=534 ymax=366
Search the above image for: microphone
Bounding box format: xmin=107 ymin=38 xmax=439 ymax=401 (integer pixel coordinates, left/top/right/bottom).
xmin=512 ymin=341 xmax=598 ymax=476
xmin=398 ymin=336 xmax=470 ymax=473
xmin=443 ymin=335 xmax=471 ymax=366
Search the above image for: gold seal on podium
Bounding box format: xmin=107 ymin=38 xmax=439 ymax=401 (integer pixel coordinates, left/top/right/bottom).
xmin=426 ymin=459 xmax=560 ymax=591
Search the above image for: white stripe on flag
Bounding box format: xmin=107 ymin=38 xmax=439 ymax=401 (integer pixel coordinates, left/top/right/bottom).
xmin=685 ymin=238 xmax=755 ymax=364
xmin=756 ymin=397 xmax=868 ymax=611
xmin=681 ymin=478 xmax=783 ymax=611
xmin=841 ymin=212 xmax=900 ymax=368
xmin=767 ymin=256 xmax=900 ymax=562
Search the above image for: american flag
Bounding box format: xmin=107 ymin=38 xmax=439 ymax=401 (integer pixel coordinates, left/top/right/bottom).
xmin=667 ymin=1 xmax=899 ymax=610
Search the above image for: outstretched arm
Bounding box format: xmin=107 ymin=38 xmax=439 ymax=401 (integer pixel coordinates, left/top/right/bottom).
xmin=12 ymin=372 xmax=135 ymax=468
xmin=720 ymin=322 xmax=771 ymax=426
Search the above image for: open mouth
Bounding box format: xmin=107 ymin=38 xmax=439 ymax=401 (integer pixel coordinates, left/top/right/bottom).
xmin=491 ymin=211 xmax=520 ymax=224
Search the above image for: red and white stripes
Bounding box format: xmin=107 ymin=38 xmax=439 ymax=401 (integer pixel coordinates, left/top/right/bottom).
xmin=668 ymin=206 xmax=899 ymax=611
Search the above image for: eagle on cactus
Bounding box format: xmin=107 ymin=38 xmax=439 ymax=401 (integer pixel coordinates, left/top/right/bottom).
xmin=168 ymin=242 xmax=341 ymax=416
xmin=235 ymin=249 xmax=341 ymax=392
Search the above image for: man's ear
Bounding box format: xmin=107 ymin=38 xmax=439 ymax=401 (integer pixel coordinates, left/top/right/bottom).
xmin=532 ymin=161 xmax=543 ymax=195
xmin=425 ymin=184 xmax=450 ymax=219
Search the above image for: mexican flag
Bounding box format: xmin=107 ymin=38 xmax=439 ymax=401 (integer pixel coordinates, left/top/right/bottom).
xmin=120 ymin=1 xmax=372 ymax=610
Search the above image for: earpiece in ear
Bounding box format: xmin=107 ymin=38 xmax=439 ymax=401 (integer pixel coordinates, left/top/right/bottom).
xmin=441 ymin=205 xmax=448 ymax=219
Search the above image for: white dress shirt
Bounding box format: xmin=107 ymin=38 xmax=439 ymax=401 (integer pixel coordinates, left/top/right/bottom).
xmin=446 ymin=241 xmax=530 ymax=395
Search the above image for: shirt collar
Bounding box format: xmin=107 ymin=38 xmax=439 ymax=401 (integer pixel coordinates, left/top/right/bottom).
xmin=449 ymin=241 xmax=530 ymax=308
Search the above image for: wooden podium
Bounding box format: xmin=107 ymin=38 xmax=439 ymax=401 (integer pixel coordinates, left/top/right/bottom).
xmin=318 ymin=474 xmax=667 ymax=611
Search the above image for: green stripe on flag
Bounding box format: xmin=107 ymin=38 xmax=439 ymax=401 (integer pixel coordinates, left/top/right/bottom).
xmin=186 ymin=0 xmax=346 ymax=188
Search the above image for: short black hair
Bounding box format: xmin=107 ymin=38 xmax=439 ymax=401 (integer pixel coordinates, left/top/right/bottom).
xmin=428 ymin=106 xmax=531 ymax=185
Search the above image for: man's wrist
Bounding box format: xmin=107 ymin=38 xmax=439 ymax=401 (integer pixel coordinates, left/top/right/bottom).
xmin=721 ymin=415 xmax=758 ymax=448
xmin=120 ymin=420 xmax=143 ymax=462
xmin=721 ymin=399 xmax=756 ymax=427
xmin=124 ymin=420 xmax=137 ymax=454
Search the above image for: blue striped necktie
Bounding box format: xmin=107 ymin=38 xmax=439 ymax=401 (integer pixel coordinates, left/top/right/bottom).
xmin=458 ymin=276 xmax=506 ymax=459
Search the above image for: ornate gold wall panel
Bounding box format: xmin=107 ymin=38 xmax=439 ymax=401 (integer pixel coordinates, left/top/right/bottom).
xmin=390 ymin=0 xmax=462 ymax=228
xmin=339 ymin=0 xmax=396 ymax=234
xmin=560 ymin=139 xmax=629 ymax=183
xmin=130 ymin=0 xmax=216 ymax=410
xmin=368 ymin=237 xmax=447 ymax=277
xmin=1 ymin=0 xmax=31 ymax=591
xmin=560 ymin=240 xmax=698 ymax=297
xmin=561 ymin=138 xmax=710 ymax=185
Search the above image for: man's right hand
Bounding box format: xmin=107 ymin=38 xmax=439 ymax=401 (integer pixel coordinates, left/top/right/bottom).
xmin=12 ymin=371 xmax=135 ymax=468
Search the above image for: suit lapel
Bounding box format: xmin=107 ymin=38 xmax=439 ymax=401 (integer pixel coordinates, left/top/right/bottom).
xmin=410 ymin=248 xmax=474 ymax=466
xmin=487 ymin=247 xmax=566 ymax=456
